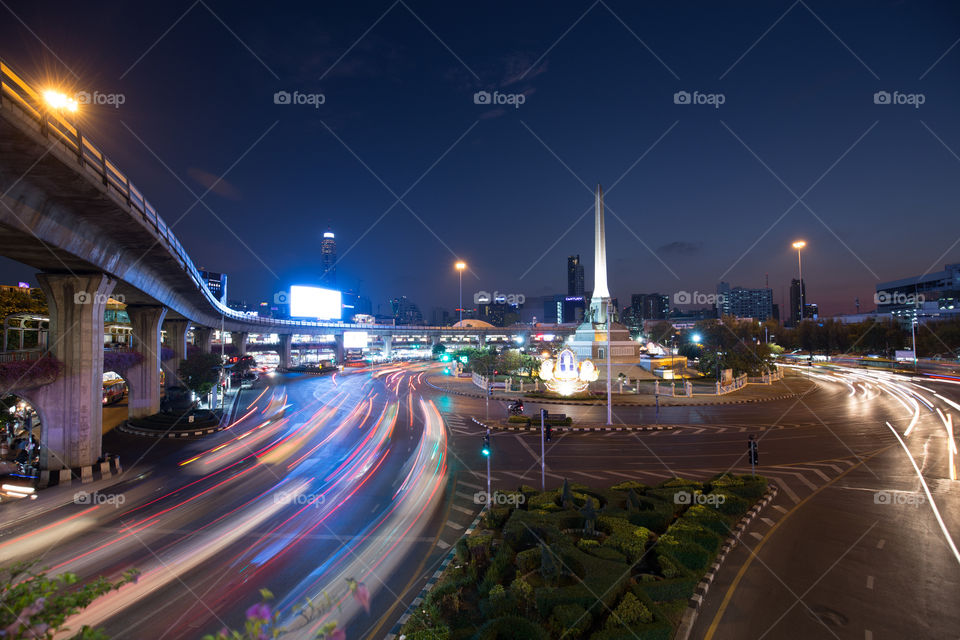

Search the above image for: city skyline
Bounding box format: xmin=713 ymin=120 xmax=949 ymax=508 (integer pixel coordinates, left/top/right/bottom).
xmin=0 ymin=1 xmax=957 ymax=315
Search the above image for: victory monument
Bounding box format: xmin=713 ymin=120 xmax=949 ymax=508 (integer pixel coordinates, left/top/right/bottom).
xmin=568 ymin=185 xmax=639 ymax=367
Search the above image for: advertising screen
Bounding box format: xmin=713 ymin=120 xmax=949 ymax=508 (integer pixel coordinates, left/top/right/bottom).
xmin=343 ymin=331 xmax=368 ymax=349
xmin=289 ymin=285 xmax=342 ymax=320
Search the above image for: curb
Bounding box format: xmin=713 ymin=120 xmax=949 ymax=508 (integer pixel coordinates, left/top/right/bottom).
xmin=425 ymin=379 xmax=808 ymax=407
xmin=473 ymin=418 xmax=675 ymax=433
xmin=36 ymin=455 xmax=123 ymax=489
xmin=387 ymin=509 xmax=486 ymax=639
xmin=118 ymin=420 xmax=227 ymax=439
xmin=674 ymin=483 xmax=780 ymax=640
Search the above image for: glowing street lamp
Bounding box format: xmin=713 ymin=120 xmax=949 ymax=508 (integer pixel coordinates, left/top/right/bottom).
xmin=42 ymin=90 xmax=78 ymax=113
xmin=691 ymin=333 xmax=702 ymax=344
xmin=455 ymin=261 xmax=466 ymax=325
xmin=792 ymin=241 xmax=806 ymax=323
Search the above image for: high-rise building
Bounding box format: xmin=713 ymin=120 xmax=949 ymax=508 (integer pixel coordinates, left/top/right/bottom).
xmin=321 ymin=229 xmax=337 ymax=284
xmin=716 ymin=282 xmax=773 ymax=321
xmin=390 ymin=296 xmax=423 ymax=325
xmin=790 ymin=279 xmax=807 ymax=325
xmin=199 ymin=270 xmax=227 ymax=304
xmin=631 ymin=293 xmax=669 ymax=320
xmin=567 ymin=255 xmax=584 ymax=297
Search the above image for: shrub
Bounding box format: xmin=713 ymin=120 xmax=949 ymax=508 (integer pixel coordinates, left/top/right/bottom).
xmin=656 ymin=554 xmax=679 ymax=579
xmin=502 ymin=510 xmax=565 ymax=549
xmin=588 ymin=546 xmax=627 ymax=563
xmin=577 ymin=539 xmax=600 ymax=551
xmin=508 ymin=415 xmax=531 ymax=424
xmin=610 ymin=480 xmax=647 ymax=491
xmin=482 ymin=583 xmax=515 ymax=618
xmin=527 ymin=491 xmax=560 ymax=511
xmin=480 ymin=547 xmax=515 ymax=595
xmin=516 ymin=547 xmax=541 ymax=573
xmin=549 ymin=603 xmax=592 ymax=639
xmin=709 ymin=490 xmax=750 ymax=517
xmin=455 ymin=538 xmax=470 ymax=563
xmin=659 ymin=477 xmax=702 ymax=489
xmin=510 ymin=577 xmax=534 ymax=611
xmin=472 ymin=615 xmax=548 ymax=640
xmin=636 ymin=576 xmax=699 ymax=602
xmin=484 ymin=506 xmax=512 ymax=530
xmin=666 ymin=520 xmax=722 ymax=555
xmin=605 ymin=592 xmax=653 ymax=628
xmin=657 ymin=534 xmax=711 ymax=573
xmin=467 ymin=530 xmax=494 ymax=563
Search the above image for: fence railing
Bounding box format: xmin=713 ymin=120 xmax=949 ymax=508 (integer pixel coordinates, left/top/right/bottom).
xmin=0 ymin=349 xmax=43 ymax=364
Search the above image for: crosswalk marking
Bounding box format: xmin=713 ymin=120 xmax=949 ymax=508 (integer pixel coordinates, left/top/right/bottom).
xmin=573 ymin=471 xmax=607 ymax=480
xmin=764 ymin=475 xmax=801 ymax=503
xmin=455 ymin=491 xmax=475 ymax=501
xmin=451 ymin=504 xmax=475 ymax=515
xmin=768 ymin=469 xmax=818 ymax=491
xmin=459 ymin=480 xmax=483 ymax=490
xmin=445 ymin=520 xmax=464 ymax=530
xmin=803 ymin=467 xmax=831 ymax=482
xmin=773 ymin=505 xmax=788 ymax=514
xmin=749 ymin=532 xmax=763 ymax=541
xmin=436 ymin=539 xmax=450 ymax=549
xmin=760 ymin=517 xmax=775 ymax=527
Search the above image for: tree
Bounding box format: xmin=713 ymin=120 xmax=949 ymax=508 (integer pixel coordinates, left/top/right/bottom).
xmin=178 ymin=352 xmax=222 ymax=396
xmin=496 ymin=349 xmax=523 ymax=375
xmin=0 ymin=287 xmax=46 ymax=320
xmin=0 ymin=562 xmax=138 ymax=639
xmin=431 ymin=343 xmax=446 ymax=357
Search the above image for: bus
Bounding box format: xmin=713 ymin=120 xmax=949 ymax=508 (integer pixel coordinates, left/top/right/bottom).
xmin=102 ymin=379 xmax=127 ymax=405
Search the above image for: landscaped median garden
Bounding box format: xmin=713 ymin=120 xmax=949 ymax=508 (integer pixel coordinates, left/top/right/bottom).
xmin=399 ymin=474 xmax=769 ymax=640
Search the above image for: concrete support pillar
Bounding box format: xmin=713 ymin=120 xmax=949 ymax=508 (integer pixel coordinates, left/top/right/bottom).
xmin=382 ymin=335 xmax=392 ymax=359
xmin=162 ymin=319 xmax=189 ymax=387
xmin=278 ymin=334 xmax=292 ymax=369
xmin=33 ymin=273 xmax=115 ymax=470
xmin=193 ymin=326 xmax=213 ymax=353
xmin=478 ymin=334 xmax=486 ymax=347
xmin=334 ymin=333 xmax=344 ymax=364
xmin=233 ymin=331 xmax=249 ymax=356
xmin=126 ymin=305 xmax=167 ymax=419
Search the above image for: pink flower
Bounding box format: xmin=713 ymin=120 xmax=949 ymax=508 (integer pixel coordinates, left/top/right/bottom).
xmin=245 ymin=602 xmax=271 ymax=622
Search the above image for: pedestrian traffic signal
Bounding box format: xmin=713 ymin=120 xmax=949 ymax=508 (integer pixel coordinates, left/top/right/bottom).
xmin=482 ymin=434 xmax=491 ymax=457
xmin=545 ymin=424 xmax=552 ymax=442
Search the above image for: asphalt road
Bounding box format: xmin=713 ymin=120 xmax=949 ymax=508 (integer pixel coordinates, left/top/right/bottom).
xmin=430 ymin=366 xmax=960 ymax=640
xmin=2 ymin=364 xmax=957 ymax=640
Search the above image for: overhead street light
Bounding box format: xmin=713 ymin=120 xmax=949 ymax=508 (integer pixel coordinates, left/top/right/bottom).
xmin=455 ymin=261 xmax=466 ymax=325
xmin=792 ymin=240 xmax=806 ymax=324
xmin=43 ymin=90 xmax=78 ymax=112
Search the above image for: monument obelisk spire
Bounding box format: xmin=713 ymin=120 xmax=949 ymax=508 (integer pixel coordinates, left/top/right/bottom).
xmin=590 ymin=184 xmax=610 ymax=324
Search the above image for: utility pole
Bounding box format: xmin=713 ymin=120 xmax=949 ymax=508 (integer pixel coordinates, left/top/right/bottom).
xmin=540 ymin=409 xmax=546 ymax=491
xmin=606 ymin=299 xmax=612 ymax=426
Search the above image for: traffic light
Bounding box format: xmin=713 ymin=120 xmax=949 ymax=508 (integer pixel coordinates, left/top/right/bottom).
xmin=440 ymin=353 xmax=451 ymax=362
xmin=482 ymin=433 xmax=491 ymax=457
xmin=545 ymin=424 xmax=552 ymax=442
xmin=748 ymin=437 xmax=759 ymax=465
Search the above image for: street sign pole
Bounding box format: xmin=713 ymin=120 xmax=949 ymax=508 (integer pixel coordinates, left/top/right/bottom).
xmin=486 ymin=427 xmax=492 ymax=507
xmin=540 ymin=409 xmax=546 ymax=491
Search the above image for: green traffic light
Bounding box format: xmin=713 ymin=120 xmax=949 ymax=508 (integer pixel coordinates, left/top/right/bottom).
xmin=482 ymin=447 xmax=490 ymax=456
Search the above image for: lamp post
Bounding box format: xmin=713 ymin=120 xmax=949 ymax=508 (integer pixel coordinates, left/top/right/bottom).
xmin=455 ymin=261 xmax=466 ymax=325
xmin=792 ymin=241 xmax=806 ymax=324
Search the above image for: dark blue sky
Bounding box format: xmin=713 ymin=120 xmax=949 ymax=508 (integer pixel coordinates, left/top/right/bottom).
xmin=1 ymin=1 xmax=958 ymax=317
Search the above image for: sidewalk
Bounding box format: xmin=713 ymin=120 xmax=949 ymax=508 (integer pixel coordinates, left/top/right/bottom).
xmin=426 ymin=373 xmax=816 ymax=407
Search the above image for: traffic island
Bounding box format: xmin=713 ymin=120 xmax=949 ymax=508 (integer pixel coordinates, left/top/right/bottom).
xmin=118 ymin=409 xmax=226 ymax=439
xmin=396 ymin=474 xmax=770 ymax=639
xmin=478 ymin=417 xmax=675 ymax=433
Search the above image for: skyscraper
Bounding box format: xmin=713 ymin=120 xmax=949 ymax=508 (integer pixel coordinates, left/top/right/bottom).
xmin=567 ymin=255 xmax=584 ymax=297
xmin=321 ymin=229 xmax=336 ymax=284
xmin=790 ymin=278 xmax=806 ymax=325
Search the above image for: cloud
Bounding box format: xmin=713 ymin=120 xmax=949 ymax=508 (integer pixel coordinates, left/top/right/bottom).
xmin=188 ymin=168 xmax=241 ymax=200
xmin=657 ymin=241 xmax=701 ymax=256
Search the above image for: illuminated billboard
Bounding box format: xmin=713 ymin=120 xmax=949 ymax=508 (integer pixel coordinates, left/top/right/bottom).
xmin=343 ymin=331 xmax=368 ymax=349
xmin=289 ymin=285 xmax=341 ymax=320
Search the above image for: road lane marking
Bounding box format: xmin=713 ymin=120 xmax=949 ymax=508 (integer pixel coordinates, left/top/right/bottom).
xmin=573 ymin=471 xmax=606 ymax=480
xmin=436 ymin=539 xmax=450 ymax=549
xmin=607 ymin=471 xmax=641 ymax=479
xmin=772 ymin=505 xmax=788 ymax=514
xmin=749 ymin=532 xmax=763 ymax=541
xmin=876 ymin=539 xmax=885 ymax=549
xmin=445 ymin=520 xmax=464 ymax=530
xmin=866 ymin=575 xmax=874 ymax=589
xmin=865 ymin=631 xmax=873 ymax=640
xmin=455 ymin=491 xmax=475 ymax=501
xmin=703 ymin=447 xmax=891 ymax=640
xmin=451 ymin=504 xmax=474 ymax=515
xmin=760 ymin=517 xmax=775 ymax=527
xmin=514 ymin=434 xmax=545 ymax=469
xmin=802 ymin=466 xmax=831 ymax=482
xmin=459 ymin=480 xmax=483 ymax=490
xmin=503 ymin=471 xmax=530 ymax=480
